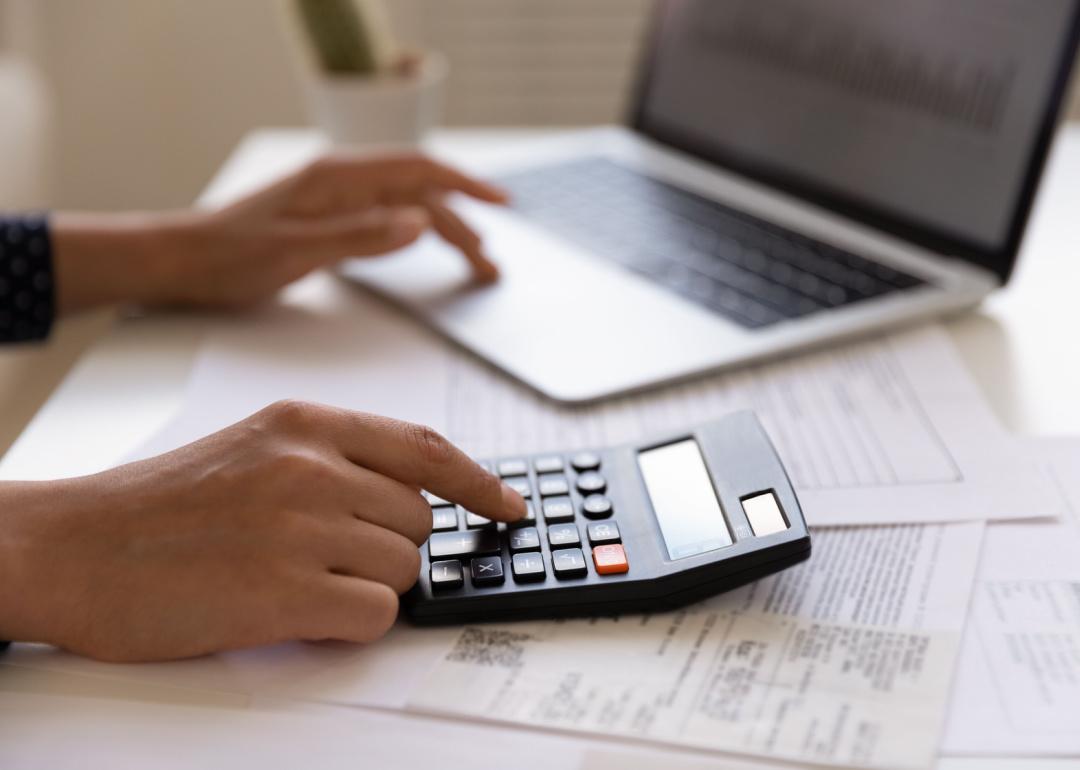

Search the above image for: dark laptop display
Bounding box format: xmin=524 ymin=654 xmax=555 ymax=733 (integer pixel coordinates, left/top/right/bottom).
xmin=634 ymin=0 xmax=1080 ymax=282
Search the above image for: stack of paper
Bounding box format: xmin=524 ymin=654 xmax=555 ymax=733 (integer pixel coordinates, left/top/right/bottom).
xmin=5 ymin=274 xmax=1078 ymax=768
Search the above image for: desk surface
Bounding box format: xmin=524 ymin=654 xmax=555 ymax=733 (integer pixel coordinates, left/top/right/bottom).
xmin=2 ymin=127 xmax=1080 ymax=768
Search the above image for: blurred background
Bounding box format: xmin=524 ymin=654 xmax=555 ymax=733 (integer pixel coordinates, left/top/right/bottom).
xmin=0 ymin=0 xmax=1078 ymax=456
xmin=0 ymin=0 xmax=659 ymax=211
xmin=6 ymin=0 xmax=1067 ymax=215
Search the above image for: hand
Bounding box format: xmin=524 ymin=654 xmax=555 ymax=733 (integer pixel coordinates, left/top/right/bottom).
xmin=51 ymin=153 xmax=509 ymax=314
xmin=0 ymin=401 xmax=526 ymax=662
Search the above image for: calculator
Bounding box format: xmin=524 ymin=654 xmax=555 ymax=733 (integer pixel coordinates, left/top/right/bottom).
xmin=406 ymin=411 xmax=810 ymax=624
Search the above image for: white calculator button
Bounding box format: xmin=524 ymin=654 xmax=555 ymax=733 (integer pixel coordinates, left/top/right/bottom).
xmin=742 ymin=491 xmax=789 ymax=536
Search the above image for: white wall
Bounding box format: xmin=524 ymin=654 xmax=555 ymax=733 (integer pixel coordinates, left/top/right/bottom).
xmin=30 ymin=0 xmax=310 ymax=210
xmin=24 ymin=0 xmax=653 ymax=210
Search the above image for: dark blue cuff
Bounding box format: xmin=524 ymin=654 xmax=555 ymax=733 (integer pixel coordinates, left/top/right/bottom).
xmin=0 ymin=213 xmax=55 ymax=343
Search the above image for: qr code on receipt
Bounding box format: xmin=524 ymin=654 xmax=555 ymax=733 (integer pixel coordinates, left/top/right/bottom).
xmin=445 ymin=627 xmax=534 ymax=668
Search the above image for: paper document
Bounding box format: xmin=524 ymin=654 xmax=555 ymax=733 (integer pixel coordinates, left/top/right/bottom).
xmin=3 ymin=520 xmax=985 ymax=770
xmin=130 ymin=274 xmax=1053 ymax=527
xmin=410 ymin=522 xmax=984 ymax=770
xmin=943 ymin=439 xmax=1080 ymax=755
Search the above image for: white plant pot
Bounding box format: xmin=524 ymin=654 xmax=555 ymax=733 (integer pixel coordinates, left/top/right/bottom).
xmin=302 ymin=52 xmax=447 ymax=149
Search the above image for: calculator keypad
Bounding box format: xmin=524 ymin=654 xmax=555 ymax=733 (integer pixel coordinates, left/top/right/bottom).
xmin=497 ymin=459 xmax=528 ymax=477
xmin=429 ymin=529 xmax=500 ymax=559
xmin=592 ymin=544 xmax=629 ymax=575
xmin=537 ymin=475 xmax=571 ymax=497
xmin=431 ymin=506 xmax=458 ymax=532
xmin=503 ymin=477 xmax=533 ymax=498
xmin=552 ymin=548 xmax=589 ymax=579
xmin=587 ymin=521 xmax=621 ymax=545
xmin=581 ymin=494 xmax=613 ymax=520
xmin=508 ymin=526 xmax=541 ymax=552
xmin=430 ymin=559 xmax=464 ymax=589
xmin=471 ymin=555 xmax=505 ymax=587
xmin=533 ymin=456 xmax=564 ymax=474
xmin=423 ymin=451 xmax=629 ymax=593
xmin=575 ymin=471 xmax=607 ymax=495
xmin=546 ymin=523 xmax=581 ymax=548
xmin=512 ymin=552 xmax=546 ymax=582
xmin=465 ymin=510 xmax=495 ymax=529
xmin=571 ymin=452 xmax=601 ymax=472
xmin=541 ymin=496 xmax=575 ymax=523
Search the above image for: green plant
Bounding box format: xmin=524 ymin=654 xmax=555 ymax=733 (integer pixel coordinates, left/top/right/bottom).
xmin=295 ymin=0 xmax=381 ymax=76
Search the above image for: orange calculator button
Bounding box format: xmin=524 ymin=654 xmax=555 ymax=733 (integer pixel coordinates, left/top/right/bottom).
xmin=592 ymin=544 xmax=629 ymax=575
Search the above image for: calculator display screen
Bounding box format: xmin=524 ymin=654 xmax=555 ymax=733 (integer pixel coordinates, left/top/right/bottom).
xmin=637 ymin=439 xmax=733 ymax=560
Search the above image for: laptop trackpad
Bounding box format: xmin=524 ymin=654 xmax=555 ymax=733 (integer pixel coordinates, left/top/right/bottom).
xmin=339 ymin=200 xmax=747 ymax=402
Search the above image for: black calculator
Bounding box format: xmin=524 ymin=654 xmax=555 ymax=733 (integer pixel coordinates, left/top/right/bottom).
xmin=405 ymin=411 xmax=810 ymax=624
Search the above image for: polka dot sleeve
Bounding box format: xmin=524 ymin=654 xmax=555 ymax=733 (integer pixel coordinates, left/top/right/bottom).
xmin=0 ymin=214 xmax=55 ymax=343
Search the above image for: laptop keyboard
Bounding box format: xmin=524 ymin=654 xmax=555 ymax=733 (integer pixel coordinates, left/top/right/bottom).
xmin=498 ymin=158 xmax=927 ymax=328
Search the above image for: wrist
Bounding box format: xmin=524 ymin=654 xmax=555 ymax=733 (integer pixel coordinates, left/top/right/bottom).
xmin=51 ymin=210 xmax=210 ymax=314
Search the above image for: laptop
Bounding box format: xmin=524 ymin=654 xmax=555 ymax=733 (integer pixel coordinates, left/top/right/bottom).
xmin=341 ymin=0 xmax=1080 ymax=404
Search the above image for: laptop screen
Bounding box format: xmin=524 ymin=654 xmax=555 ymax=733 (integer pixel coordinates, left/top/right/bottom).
xmin=634 ymin=0 xmax=1080 ymax=281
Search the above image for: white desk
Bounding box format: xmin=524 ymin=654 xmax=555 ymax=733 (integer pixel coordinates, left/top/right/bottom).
xmin=2 ymin=128 xmax=1080 ymax=769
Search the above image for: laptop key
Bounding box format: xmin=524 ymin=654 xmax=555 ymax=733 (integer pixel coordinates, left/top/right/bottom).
xmin=498 ymin=157 xmax=927 ymax=330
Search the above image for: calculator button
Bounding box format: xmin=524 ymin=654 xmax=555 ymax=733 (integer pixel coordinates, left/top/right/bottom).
xmin=512 ymin=552 xmax=546 ymax=582
xmin=552 ymin=548 xmax=588 ymax=579
xmin=547 ymin=523 xmax=581 ymax=549
xmin=537 ymin=474 xmax=570 ymax=497
xmin=431 ymin=506 xmax=459 ymax=532
xmin=571 ymin=452 xmax=601 ymax=472
xmin=542 ymin=496 xmax=575 ymax=523
xmin=742 ymin=491 xmax=789 ymax=536
xmin=508 ymin=526 xmax=541 ymax=552
xmin=533 ymin=456 xmax=564 ymax=474
xmin=581 ymin=494 xmax=613 ymax=519
xmin=429 ymin=529 xmax=500 ymax=559
xmin=465 ymin=511 xmax=495 ymax=529
xmin=498 ymin=459 xmax=528 ymax=477
xmin=504 ymin=477 xmax=533 ymax=499
xmin=470 ymin=556 xmax=505 ymax=587
xmin=575 ymin=472 xmax=607 ymax=495
xmin=423 ymin=490 xmax=451 ymax=507
xmin=592 ymin=544 xmax=629 ymax=575
xmin=587 ymin=521 xmax=621 ymax=545
xmin=430 ymin=560 xmax=464 ymax=589
xmin=508 ymin=501 xmax=537 ymax=527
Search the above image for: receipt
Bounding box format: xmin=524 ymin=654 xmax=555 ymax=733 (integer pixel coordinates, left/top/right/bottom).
xmin=410 ymin=523 xmax=983 ymax=770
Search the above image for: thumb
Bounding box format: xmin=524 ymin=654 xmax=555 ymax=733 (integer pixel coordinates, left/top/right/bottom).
xmin=295 ymin=206 xmax=430 ymax=266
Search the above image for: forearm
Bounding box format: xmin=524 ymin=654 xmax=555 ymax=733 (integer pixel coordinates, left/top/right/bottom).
xmin=0 ymin=480 xmax=73 ymax=645
xmin=51 ymin=210 xmax=208 ymax=315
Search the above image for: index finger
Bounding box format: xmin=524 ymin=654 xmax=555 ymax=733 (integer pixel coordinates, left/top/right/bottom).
xmin=306 ymin=406 xmax=526 ymax=522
